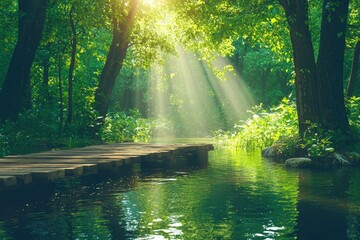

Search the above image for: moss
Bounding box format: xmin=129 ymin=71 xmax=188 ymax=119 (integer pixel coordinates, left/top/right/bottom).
xmin=285 ymin=158 xmax=313 ymax=168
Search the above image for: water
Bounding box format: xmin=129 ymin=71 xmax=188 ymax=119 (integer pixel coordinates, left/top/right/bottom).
xmin=0 ymin=148 xmax=360 ymax=240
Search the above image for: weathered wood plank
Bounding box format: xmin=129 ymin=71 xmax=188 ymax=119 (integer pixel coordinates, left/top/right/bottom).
xmin=0 ymin=176 xmax=17 ymax=187
xmin=0 ymin=168 xmax=65 ymax=182
xmin=0 ymin=172 xmax=32 ymax=185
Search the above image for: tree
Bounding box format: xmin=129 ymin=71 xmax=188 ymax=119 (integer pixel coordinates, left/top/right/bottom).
xmin=94 ymin=0 xmax=138 ymax=121
xmin=316 ymin=0 xmax=350 ymax=134
xmin=66 ymin=3 xmax=77 ymax=125
xmin=279 ymin=0 xmax=350 ymax=135
xmin=278 ymin=0 xmax=319 ymax=135
xmin=174 ymin=0 xmax=352 ymax=137
xmin=0 ymin=0 xmax=49 ymax=122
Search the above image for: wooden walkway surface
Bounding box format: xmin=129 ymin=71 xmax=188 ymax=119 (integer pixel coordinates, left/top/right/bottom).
xmin=0 ymin=143 xmax=214 ymax=190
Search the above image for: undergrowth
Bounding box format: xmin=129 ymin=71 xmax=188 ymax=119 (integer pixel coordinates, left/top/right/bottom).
xmin=214 ymin=98 xmax=298 ymax=151
xmin=215 ymin=97 xmax=360 ymax=160
xmin=0 ymin=109 xmax=160 ymax=157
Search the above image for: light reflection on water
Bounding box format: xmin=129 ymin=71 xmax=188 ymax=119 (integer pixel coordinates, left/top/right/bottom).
xmin=0 ymin=148 xmax=359 ymax=239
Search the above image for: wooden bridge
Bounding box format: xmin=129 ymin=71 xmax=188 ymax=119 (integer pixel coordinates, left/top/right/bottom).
xmin=0 ymin=143 xmax=214 ymax=190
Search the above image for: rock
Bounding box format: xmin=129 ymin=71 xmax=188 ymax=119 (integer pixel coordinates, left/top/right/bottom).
xmin=332 ymin=153 xmax=350 ymax=167
xmin=285 ymin=157 xmax=313 ymax=168
xmin=344 ymin=152 xmax=360 ymax=166
xmin=262 ymin=146 xmax=275 ymax=158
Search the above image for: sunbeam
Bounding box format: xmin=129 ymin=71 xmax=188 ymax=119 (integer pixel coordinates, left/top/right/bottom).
xmin=147 ymin=47 xmax=254 ymax=141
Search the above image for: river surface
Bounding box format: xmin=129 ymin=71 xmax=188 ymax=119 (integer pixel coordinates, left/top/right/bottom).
xmin=0 ymin=148 xmax=360 ymax=239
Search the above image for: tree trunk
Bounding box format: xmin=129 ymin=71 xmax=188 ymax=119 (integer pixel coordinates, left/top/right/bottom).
xmin=279 ymin=0 xmax=319 ymax=136
xmin=317 ymin=0 xmax=350 ymax=133
xmin=58 ymin=57 xmax=64 ymax=132
xmin=42 ymin=43 xmax=51 ymax=104
xmin=66 ymin=4 xmax=77 ymax=126
xmin=94 ymin=0 xmax=138 ymax=121
xmin=347 ymin=40 xmax=360 ymax=97
xmin=0 ymin=0 xmax=49 ymax=122
xmin=261 ymin=67 xmax=270 ymax=105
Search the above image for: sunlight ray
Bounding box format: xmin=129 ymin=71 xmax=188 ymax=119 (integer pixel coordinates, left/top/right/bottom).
xmin=147 ymin=47 xmax=255 ymax=139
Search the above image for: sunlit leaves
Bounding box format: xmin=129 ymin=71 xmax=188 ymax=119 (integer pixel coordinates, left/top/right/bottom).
xmin=130 ymin=10 xmax=177 ymax=68
xmin=347 ymin=0 xmax=360 ymax=48
xmin=215 ymin=98 xmax=298 ymax=150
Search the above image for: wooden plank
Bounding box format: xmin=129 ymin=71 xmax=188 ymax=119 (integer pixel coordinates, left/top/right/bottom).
xmin=0 ymin=176 xmax=17 ymax=187
xmin=0 ymin=168 xmax=65 ymax=182
xmin=0 ymin=172 xmax=32 ymax=185
xmin=0 ymin=163 xmax=94 ymax=176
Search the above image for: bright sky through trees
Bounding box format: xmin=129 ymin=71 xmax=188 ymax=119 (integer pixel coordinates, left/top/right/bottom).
xmin=142 ymin=0 xmax=156 ymax=7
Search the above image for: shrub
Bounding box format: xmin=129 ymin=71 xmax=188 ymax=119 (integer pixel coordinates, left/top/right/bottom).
xmin=214 ymin=98 xmax=346 ymax=161
xmin=0 ymin=107 xmax=100 ymax=155
xmin=101 ymin=109 xmax=153 ymax=143
xmin=214 ymin=98 xmax=298 ymax=151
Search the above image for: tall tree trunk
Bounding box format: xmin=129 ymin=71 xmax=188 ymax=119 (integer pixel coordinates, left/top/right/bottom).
xmin=261 ymin=67 xmax=270 ymax=105
xmin=0 ymin=0 xmax=49 ymax=122
xmin=317 ymin=0 xmax=350 ymax=133
xmin=280 ymin=0 xmax=350 ymax=136
xmin=42 ymin=43 xmax=51 ymax=104
xmin=347 ymin=40 xmax=360 ymax=97
xmin=94 ymin=0 xmax=138 ymax=121
xmin=279 ymin=0 xmax=318 ymax=136
xmin=58 ymin=57 xmax=64 ymax=132
xmin=66 ymin=4 xmax=77 ymax=126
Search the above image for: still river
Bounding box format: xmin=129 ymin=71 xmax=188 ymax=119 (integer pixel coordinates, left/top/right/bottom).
xmin=0 ymin=147 xmax=360 ymax=239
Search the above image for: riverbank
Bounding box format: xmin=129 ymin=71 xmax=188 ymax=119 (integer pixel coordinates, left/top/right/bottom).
xmin=262 ymin=145 xmax=360 ymax=169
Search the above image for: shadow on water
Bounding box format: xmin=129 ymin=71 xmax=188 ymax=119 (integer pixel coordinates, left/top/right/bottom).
xmin=295 ymin=168 xmax=360 ymax=240
xmin=0 ymin=148 xmax=360 ymax=239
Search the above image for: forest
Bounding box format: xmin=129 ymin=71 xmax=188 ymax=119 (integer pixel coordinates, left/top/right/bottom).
xmin=1 ymin=1 xmax=360 ymax=239
xmin=0 ymin=0 xmax=359 ymax=163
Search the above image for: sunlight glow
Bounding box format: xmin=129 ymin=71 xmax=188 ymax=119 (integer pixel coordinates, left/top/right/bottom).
xmin=142 ymin=0 xmax=156 ymax=6
xmin=147 ymin=47 xmax=255 ymax=141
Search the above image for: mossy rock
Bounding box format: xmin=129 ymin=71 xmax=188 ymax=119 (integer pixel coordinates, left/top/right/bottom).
xmin=344 ymin=152 xmax=360 ymax=166
xmin=285 ymin=157 xmax=313 ymax=168
xmin=262 ymin=146 xmax=276 ymax=158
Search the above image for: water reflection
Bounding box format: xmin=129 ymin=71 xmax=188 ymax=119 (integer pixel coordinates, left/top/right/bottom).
xmin=296 ymin=169 xmax=360 ymax=240
xmin=0 ymin=149 xmax=359 ymax=239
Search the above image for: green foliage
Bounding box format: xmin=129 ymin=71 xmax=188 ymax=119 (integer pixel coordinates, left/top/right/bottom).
xmin=238 ymin=45 xmax=293 ymax=106
xmin=301 ymin=124 xmax=335 ymax=159
xmin=0 ymin=0 xmax=356 ymax=156
xmin=215 ymin=96 xmax=360 ymax=160
xmin=0 ymin=108 xmax=162 ymax=156
xmin=346 ymin=97 xmax=360 ymax=150
xmin=215 ymin=98 xmax=298 ymax=151
xmin=347 ymin=1 xmax=360 ymax=48
xmin=0 ymin=108 xmax=100 ymax=156
xmin=0 ymin=132 xmax=9 ymax=157
xmin=101 ymin=110 xmax=153 ymax=143
xmin=347 ymin=96 xmax=360 ymax=127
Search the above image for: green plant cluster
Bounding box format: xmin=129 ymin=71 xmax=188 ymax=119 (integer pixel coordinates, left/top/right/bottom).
xmin=0 ymin=108 xmax=99 ymax=157
xmin=215 ymin=97 xmax=360 ymax=160
xmin=347 ymin=96 xmax=360 ymax=127
xmin=214 ymin=98 xmax=298 ymax=151
xmin=346 ymin=96 xmax=360 ymax=152
xmin=301 ymin=124 xmax=335 ymax=159
xmin=0 ymin=108 xmax=164 ymax=157
xmin=101 ymin=109 xmax=154 ymax=143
